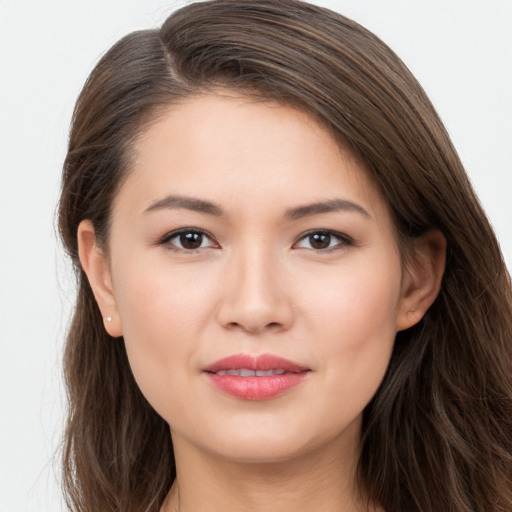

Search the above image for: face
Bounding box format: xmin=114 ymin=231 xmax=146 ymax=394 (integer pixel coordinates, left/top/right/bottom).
xmin=86 ymin=94 xmax=420 ymax=465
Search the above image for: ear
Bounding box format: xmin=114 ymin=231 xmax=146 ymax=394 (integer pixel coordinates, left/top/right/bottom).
xmin=396 ymin=230 xmax=446 ymax=331
xmin=77 ymin=220 xmax=123 ymax=337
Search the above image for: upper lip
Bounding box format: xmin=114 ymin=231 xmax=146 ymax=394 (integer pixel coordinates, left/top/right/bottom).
xmin=203 ymin=353 xmax=310 ymax=373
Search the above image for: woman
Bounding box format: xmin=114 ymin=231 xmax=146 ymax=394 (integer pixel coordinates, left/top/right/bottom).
xmin=58 ymin=1 xmax=512 ymax=511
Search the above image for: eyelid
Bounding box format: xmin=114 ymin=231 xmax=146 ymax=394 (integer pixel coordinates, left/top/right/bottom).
xmin=158 ymin=227 xmax=219 ymax=252
xmin=156 ymin=227 xmax=351 ymax=253
xmin=293 ymin=229 xmax=353 ymax=251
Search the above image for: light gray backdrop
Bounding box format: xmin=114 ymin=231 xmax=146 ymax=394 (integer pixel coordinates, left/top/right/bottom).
xmin=1 ymin=1 xmax=511 ymax=510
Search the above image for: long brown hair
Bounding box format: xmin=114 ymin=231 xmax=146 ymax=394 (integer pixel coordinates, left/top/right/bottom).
xmin=58 ymin=1 xmax=512 ymax=510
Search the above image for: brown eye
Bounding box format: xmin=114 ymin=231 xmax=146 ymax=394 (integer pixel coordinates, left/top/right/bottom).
xmin=309 ymin=233 xmax=331 ymax=250
xmin=294 ymin=230 xmax=352 ymax=251
xmin=160 ymin=229 xmax=218 ymax=252
xmin=179 ymin=232 xmax=204 ymax=249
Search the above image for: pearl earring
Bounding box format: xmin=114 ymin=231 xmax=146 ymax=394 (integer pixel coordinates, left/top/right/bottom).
xmin=106 ymin=316 xmax=112 ymax=322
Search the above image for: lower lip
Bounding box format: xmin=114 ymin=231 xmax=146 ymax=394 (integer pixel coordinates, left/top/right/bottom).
xmin=205 ymin=372 xmax=309 ymax=400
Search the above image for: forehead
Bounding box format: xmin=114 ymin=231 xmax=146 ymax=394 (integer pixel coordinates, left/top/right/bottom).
xmin=115 ymin=93 xmax=386 ymax=221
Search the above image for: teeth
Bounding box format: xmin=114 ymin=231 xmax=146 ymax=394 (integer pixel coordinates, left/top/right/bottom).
xmin=215 ymin=368 xmax=287 ymax=377
xmin=256 ymin=369 xmax=286 ymax=376
xmin=256 ymin=370 xmax=273 ymax=376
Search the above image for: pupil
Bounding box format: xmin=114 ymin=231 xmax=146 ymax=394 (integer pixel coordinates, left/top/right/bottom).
xmin=310 ymin=233 xmax=330 ymax=249
xmin=180 ymin=232 xmax=202 ymax=249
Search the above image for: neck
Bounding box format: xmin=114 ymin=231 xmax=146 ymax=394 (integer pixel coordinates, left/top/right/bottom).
xmin=162 ymin=428 xmax=381 ymax=512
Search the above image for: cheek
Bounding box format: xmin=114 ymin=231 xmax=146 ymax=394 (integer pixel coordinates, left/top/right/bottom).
xmin=303 ymin=254 xmax=402 ymax=403
xmin=304 ymin=251 xmax=402 ymax=334
xmin=111 ymin=259 xmax=216 ymax=413
xmin=115 ymin=253 xmax=217 ymax=333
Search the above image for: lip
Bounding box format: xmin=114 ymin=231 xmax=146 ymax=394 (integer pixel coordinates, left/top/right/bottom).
xmin=203 ymin=353 xmax=311 ymax=400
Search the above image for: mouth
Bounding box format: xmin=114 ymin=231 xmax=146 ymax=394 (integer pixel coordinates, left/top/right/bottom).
xmin=203 ymin=354 xmax=311 ymax=400
xmin=212 ymin=368 xmax=288 ymax=376
xmin=203 ymin=353 xmax=309 ymax=373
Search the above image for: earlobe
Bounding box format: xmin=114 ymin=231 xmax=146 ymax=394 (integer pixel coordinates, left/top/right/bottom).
xmin=77 ymin=220 xmax=123 ymax=337
xmin=396 ymin=230 xmax=446 ymax=331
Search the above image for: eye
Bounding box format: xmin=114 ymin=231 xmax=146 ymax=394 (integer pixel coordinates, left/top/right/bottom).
xmin=293 ymin=230 xmax=352 ymax=251
xmin=160 ymin=228 xmax=219 ymax=252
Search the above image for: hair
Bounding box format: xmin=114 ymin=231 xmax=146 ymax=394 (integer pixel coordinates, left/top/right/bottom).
xmin=58 ymin=1 xmax=512 ymax=511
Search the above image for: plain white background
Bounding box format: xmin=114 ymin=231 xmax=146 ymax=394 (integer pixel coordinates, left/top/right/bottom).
xmin=0 ymin=1 xmax=511 ymax=510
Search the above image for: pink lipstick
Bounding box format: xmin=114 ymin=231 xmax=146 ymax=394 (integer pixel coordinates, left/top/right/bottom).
xmin=203 ymin=354 xmax=310 ymax=400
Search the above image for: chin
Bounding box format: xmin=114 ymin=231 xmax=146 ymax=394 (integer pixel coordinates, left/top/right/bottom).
xmin=173 ymin=412 xmax=361 ymax=467
xmin=205 ymin=436 xmax=317 ymax=465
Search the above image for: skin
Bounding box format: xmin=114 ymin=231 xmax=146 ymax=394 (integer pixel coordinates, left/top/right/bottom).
xmin=79 ymin=94 xmax=445 ymax=511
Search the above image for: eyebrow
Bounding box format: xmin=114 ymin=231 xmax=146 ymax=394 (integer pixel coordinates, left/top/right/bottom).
xmin=284 ymin=199 xmax=370 ymax=220
xmin=143 ymin=194 xmax=370 ymax=220
xmin=143 ymin=195 xmax=224 ymax=216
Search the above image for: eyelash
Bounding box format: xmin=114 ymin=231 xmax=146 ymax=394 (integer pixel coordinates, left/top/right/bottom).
xmin=158 ymin=228 xmax=353 ymax=253
xmin=158 ymin=228 xmax=219 ymax=253
xmin=293 ymin=230 xmax=353 ymax=252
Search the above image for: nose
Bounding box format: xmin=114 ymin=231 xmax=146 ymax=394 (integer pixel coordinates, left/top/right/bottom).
xmin=216 ymin=247 xmax=294 ymax=334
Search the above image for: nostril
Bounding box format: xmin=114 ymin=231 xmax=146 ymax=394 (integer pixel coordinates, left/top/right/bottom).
xmin=217 ymin=290 xmax=294 ymax=333
xmin=225 ymin=320 xmax=284 ymax=334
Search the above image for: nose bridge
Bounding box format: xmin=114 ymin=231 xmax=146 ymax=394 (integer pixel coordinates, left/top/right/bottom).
xmin=245 ymin=247 xmax=282 ymax=305
xmin=218 ymin=239 xmax=293 ymax=333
